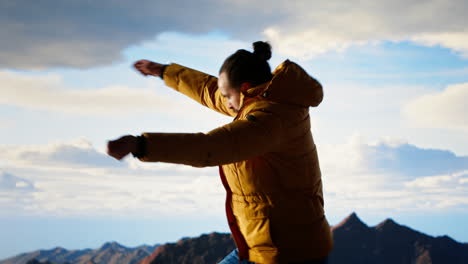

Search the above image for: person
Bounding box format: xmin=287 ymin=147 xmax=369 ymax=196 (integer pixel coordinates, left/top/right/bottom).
xmin=107 ymin=41 xmax=333 ymax=264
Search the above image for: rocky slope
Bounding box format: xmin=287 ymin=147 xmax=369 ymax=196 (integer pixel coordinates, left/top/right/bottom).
xmin=3 ymin=213 xmax=467 ymax=264
xmin=0 ymin=242 xmax=157 ymax=264
xmin=139 ymin=213 xmax=468 ymax=264
xmin=329 ymin=212 xmax=468 ymax=264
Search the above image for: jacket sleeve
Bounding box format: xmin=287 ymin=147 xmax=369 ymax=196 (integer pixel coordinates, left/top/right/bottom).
xmin=162 ymin=63 xmax=236 ymax=117
xmin=137 ymin=111 xmax=283 ymax=167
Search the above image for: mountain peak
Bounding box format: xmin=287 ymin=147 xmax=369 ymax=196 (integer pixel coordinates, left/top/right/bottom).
xmin=349 ymin=212 xmax=358 ymax=218
xmin=436 ymin=235 xmax=456 ymax=244
xmin=333 ymin=212 xmax=368 ymax=230
xmin=376 ymin=218 xmax=399 ymax=230
xmin=5 ymin=213 xmax=468 ymax=264
xmin=101 ymin=241 xmax=126 ymax=251
xmin=52 ymin=247 xmax=66 ymax=253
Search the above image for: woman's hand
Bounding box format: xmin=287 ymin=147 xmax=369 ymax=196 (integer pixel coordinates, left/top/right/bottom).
xmin=107 ymin=135 xmax=138 ymax=160
xmin=133 ymin=59 xmax=165 ymax=77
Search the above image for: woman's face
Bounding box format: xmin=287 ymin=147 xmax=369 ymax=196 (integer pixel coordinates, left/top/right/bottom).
xmin=218 ymin=72 xmax=241 ymax=113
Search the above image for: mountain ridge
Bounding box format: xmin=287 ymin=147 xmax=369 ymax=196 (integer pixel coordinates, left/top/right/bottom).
xmin=0 ymin=242 xmax=158 ymax=264
xmin=2 ymin=213 xmax=467 ymax=264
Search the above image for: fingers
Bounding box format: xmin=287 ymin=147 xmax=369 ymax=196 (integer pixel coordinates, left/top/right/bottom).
xmin=107 ymin=140 xmax=120 ymax=160
xmin=133 ymin=59 xmax=162 ymax=77
xmin=107 ymin=135 xmax=137 ymax=161
xmin=107 ymin=140 xmax=128 ymax=161
xmin=133 ymin=60 xmax=150 ymax=76
xmin=134 ymin=60 xmax=149 ymax=69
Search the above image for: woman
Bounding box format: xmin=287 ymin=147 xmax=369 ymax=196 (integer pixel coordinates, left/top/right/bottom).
xmin=107 ymin=41 xmax=333 ymax=264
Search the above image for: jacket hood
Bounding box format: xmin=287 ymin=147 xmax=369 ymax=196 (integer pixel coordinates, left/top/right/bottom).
xmin=242 ymin=60 xmax=323 ymax=107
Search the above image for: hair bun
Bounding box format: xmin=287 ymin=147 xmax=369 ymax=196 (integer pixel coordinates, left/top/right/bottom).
xmin=253 ymin=41 xmax=272 ymax=61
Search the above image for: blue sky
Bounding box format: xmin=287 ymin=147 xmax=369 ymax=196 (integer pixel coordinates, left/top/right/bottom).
xmin=1 ymin=0 xmax=468 ymax=260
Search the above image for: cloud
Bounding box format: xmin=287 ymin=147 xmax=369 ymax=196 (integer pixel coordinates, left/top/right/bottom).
xmin=0 ymin=70 xmax=202 ymax=116
xmin=320 ymin=136 xmax=468 ymax=213
xmin=403 ymin=83 xmax=468 ymax=132
xmin=0 ymin=139 xmax=223 ymax=217
xmin=142 ymin=32 xmax=249 ymax=63
xmin=0 ymin=1 xmax=168 ymax=69
xmin=264 ymin=28 xmax=367 ymax=60
xmin=0 ymin=120 xmax=14 ymax=129
xmin=363 ymin=142 xmax=468 ymax=177
xmin=405 ymin=171 xmax=468 ymax=190
xmin=412 ymin=32 xmax=468 ymax=58
xmin=0 ymin=0 xmax=266 ymax=70
xmin=262 ymin=0 xmax=468 ymax=60
xmin=1 ymin=0 xmax=467 ymax=69
xmin=4 ymin=164 xmax=223 ymax=217
xmin=403 ymin=171 xmax=468 ymax=209
xmin=2 ymin=136 xmax=468 ymax=217
xmin=0 ymin=138 xmax=122 ymax=169
xmin=0 ymin=172 xmax=35 ymax=191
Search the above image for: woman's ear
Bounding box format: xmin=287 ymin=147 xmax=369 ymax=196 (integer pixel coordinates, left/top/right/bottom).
xmin=240 ymin=82 xmax=252 ymax=93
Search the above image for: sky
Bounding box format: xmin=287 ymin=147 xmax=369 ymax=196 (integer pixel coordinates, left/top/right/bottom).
xmin=1 ymin=0 xmax=468 ymax=260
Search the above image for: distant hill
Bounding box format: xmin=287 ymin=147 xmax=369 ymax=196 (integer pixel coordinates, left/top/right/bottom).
xmin=2 ymin=213 xmax=468 ymax=264
xmin=139 ymin=213 xmax=468 ymax=264
xmin=138 ymin=232 xmax=235 ymax=264
xmin=329 ymin=212 xmax=468 ymax=264
xmin=0 ymin=242 xmax=158 ymax=264
xmin=25 ymin=260 xmax=58 ymax=264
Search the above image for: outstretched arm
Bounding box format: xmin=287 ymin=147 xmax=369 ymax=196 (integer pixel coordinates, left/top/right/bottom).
xmin=134 ymin=59 xmax=235 ymax=117
xmin=107 ymin=111 xmax=282 ymax=167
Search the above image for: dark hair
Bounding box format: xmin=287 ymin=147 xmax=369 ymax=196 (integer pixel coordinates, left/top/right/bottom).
xmin=219 ymin=41 xmax=273 ymax=88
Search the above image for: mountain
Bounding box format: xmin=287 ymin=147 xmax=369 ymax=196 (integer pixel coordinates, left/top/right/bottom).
xmin=25 ymin=260 xmax=59 ymax=264
xmin=138 ymin=213 xmax=468 ymax=264
xmin=330 ymin=212 xmax=468 ymax=264
xmin=138 ymin=232 xmax=235 ymax=264
xmin=2 ymin=213 xmax=468 ymax=264
xmin=0 ymin=242 xmax=158 ymax=264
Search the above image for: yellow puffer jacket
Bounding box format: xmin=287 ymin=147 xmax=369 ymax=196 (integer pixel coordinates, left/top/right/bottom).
xmin=138 ymin=60 xmax=333 ymax=264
